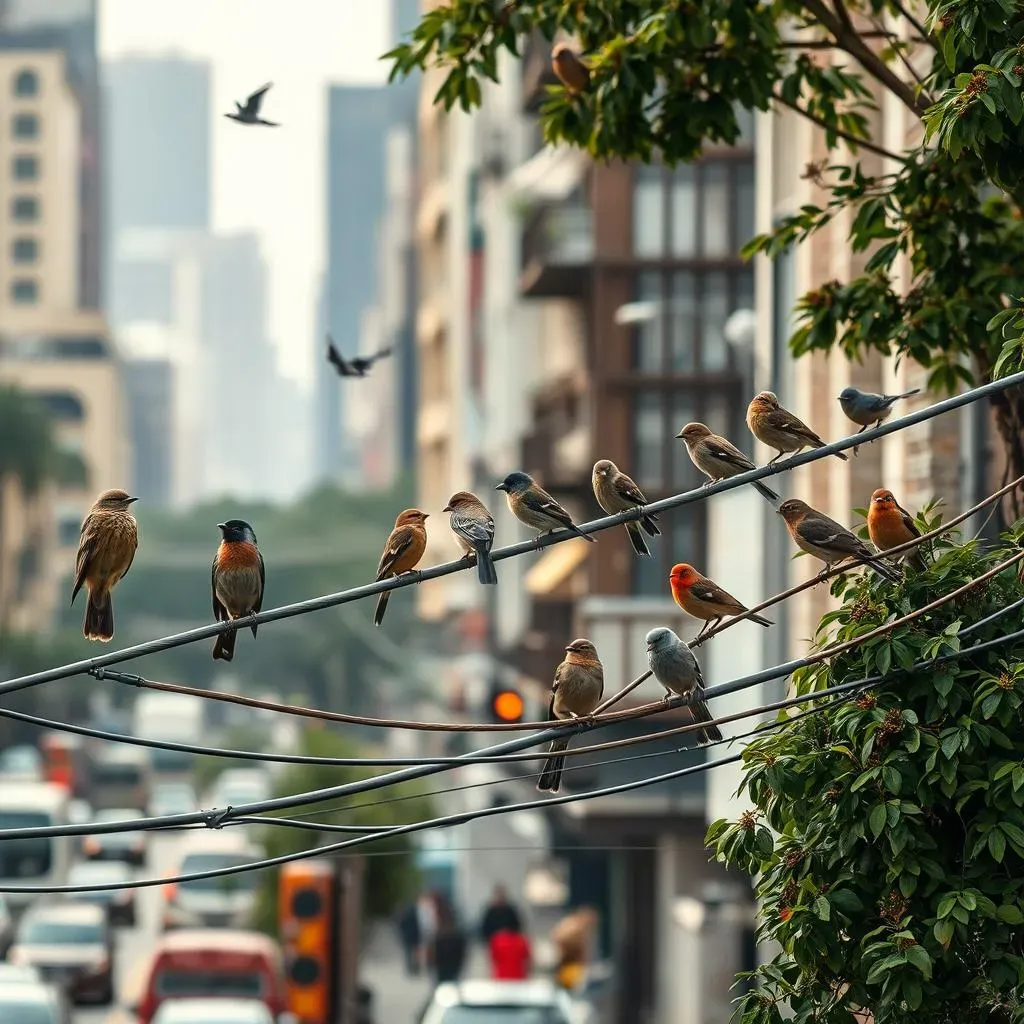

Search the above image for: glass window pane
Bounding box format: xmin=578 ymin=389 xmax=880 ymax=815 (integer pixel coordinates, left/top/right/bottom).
xmin=671 ymin=392 xmax=698 ymax=488
xmin=632 ymin=165 xmax=664 ymax=257
xmin=669 ymin=272 xmax=697 ymax=373
xmin=671 ymin=511 xmax=698 ymax=579
xmin=734 ymin=105 xmax=755 ymax=146
xmin=700 ymin=273 xmax=731 ymax=371
xmin=633 ymin=391 xmax=664 ymax=489
xmin=670 ymin=165 xmax=697 ymax=256
xmin=631 ymin=271 xmax=663 ymax=372
xmin=701 ymin=163 xmax=730 ymax=257
xmin=632 ymin=551 xmax=664 ymax=596
xmin=735 ymin=163 xmax=755 ymax=251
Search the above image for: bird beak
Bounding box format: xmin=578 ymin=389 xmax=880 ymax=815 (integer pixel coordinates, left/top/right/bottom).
xmin=216 ymin=523 xmax=226 ymax=530
xmin=645 ymin=643 xmax=654 ymax=652
xmin=674 ymin=430 xmax=685 ymax=439
xmin=775 ymin=507 xmax=784 ymax=515
xmin=128 ymin=497 xmax=139 ymax=504
xmin=495 ymin=483 xmax=507 ymax=492
xmin=441 ymin=504 xmax=452 ymax=513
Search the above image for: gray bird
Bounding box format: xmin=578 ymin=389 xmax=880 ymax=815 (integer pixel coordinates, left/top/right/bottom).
xmin=537 ymin=638 xmax=605 ymax=794
xmin=496 ymin=471 xmax=596 ymax=544
xmin=838 ymin=386 xmax=921 ymax=452
xmin=592 ymin=459 xmax=660 ymax=557
xmin=646 ymin=627 xmax=722 ymax=745
xmin=443 ymin=491 xmax=498 ymax=585
xmin=224 ymin=82 xmax=279 ymax=126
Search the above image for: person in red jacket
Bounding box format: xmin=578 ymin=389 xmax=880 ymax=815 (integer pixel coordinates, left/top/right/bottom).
xmin=489 ymin=923 xmax=532 ymax=980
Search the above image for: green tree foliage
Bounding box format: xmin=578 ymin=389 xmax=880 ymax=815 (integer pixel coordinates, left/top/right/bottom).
xmin=705 ymin=512 xmax=1024 ymax=1024
xmin=387 ymin=1 xmax=1024 ymax=505
xmin=252 ymin=727 xmax=435 ymax=931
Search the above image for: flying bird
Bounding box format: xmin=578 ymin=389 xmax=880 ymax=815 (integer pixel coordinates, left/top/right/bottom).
xmin=838 ymin=386 xmax=921 ymax=453
xmin=676 ymin=422 xmax=779 ymax=504
xmin=537 ymin=638 xmax=604 ymax=794
xmin=777 ymin=498 xmax=900 ymax=582
xmin=646 ymin=627 xmax=722 ymax=745
xmin=326 ymin=335 xmax=394 ymax=378
xmin=71 ymin=489 xmax=139 ymax=643
xmin=443 ymin=491 xmax=498 ymax=585
xmin=373 ymin=509 xmax=429 ymax=627
xmin=866 ymin=488 xmax=927 ymax=571
xmin=669 ymin=563 xmax=773 ymax=642
xmin=224 ymin=82 xmax=279 ymax=126
xmin=211 ymin=520 xmax=265 ymax=662
xmin=591 ymin=459 xmax=660 ymax=557
xmin=747 ymin=391 xmax=848 ymax=467
xmin=551 ymin=43 xmax=590 ymax=94
xmin=496 ymin=472 xmax=596 ymax=544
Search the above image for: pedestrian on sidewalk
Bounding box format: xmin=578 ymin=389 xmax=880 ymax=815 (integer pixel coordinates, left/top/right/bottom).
xmin=395 ymin=900 xmax=422 ymax=976
xmin=428 ymin=894 xmax=467 ymax=985
xmin=479 ymin=884 xmax=524 ymax=945
xmin=488 ymin=922 xmax=532 ymax=981
xmin=415 ymin=889 xmax=439 ymax=973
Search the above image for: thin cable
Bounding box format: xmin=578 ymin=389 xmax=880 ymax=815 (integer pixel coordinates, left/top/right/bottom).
xmin=3 ymin=368 xmax=1023 ymax=700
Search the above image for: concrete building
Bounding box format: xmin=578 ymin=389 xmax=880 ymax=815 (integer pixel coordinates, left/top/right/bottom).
xmin=0 ymin=49 xmax=80 ymax=316
xmin=122 ymin=354 xmax=173 ymax=507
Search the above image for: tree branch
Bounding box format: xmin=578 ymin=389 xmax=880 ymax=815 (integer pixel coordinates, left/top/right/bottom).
xmin=866 ymin=13 xmax=935 ymax=104
xmin=772 ymin=90 xmax=906 ymax=163
xmin=890 ymin=0 xmax=937 ymax=48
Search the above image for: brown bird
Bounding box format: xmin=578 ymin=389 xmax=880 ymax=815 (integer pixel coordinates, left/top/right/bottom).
xmin=373 ymin=509 xmax=429 ymax=627
xmin=442 ymin=491 xmax=498 ymax=585
xmin=747 ymin=391 xmax=849 ymax=467
xmin=551 ymin=43 xmax=590 ymax=94
xmin=592 ymin=459 xmax=660 ymax=557
xmin=676 ymin=422 xmax=780 ymax=504
xmin=537 ymin=638 xmax=605 ymax=794
xmin=777 ymin=498 xmax=899 ymax=582
xmin=669 ymin=563 xmax=773 ymax=642
xmin=70 ymin=489 xmax=139 ymax=642
xmin=866 ymin=488 xmax=927 ymax=571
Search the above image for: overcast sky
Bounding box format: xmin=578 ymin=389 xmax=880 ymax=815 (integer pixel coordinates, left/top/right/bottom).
xmin=99 ymin=0 xmax=392 ymax=384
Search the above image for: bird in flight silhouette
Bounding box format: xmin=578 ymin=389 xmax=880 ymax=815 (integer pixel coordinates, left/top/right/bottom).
xmin=225 ymin=83 xmax=279 ymax=126
xmin=326 ymin=335 xmax=393 ymax=378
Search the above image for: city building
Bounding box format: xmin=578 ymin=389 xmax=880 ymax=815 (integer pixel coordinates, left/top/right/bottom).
xmin=122 ymin=353 xmax=174 ymax=508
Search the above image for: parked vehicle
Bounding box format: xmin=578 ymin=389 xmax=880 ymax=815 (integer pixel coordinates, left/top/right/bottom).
xmin=0 ymin=744 xmax=43 ymax=782
xmin=151 ymin=997 xmax=277 ymax=1024
xmin=209 ymin=768 xmax=270 ymax=809
xmin=149 ymin=781 xmax=197 ymax=818
xmin=8 ymin=902 xmax=115 ymax=1005
xmin=0 ymin=961 xmax=42 ymax=984
xmin=82 ymin=808 xmax=148 ymax=866
xmin=0 ymin=782 xmax=73 ymax=916
xmin=127 ymin=930 xmax=287 ymax=1024
xmin=420 ymin=980 xmax=577 ymax=1024
xmin=67 ymin=861 xmax=138 ymax=926
xmin=0 ymin=981 xmax=72 ymax=1023
xmin=133 ymin=692 xmax=203 ymax=781
xmin=39 ymin=732 xmax=93 ymax=800
xmin=91 ymin=745 xmax=151 ymax=812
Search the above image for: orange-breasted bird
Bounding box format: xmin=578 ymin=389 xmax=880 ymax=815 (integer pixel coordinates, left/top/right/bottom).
xmin=70 ymin=488 xmax=139 ymax=643
xmin=592 ymin=459 xmax=660 ymax=557
xmin=747 ymin=391 xmax=849 ymax=467
xmin=373 ymin=509 xmax=429 ymax=627
xmin=676 ymin=422 xmax=780 ymax=504
xmin=537 ymin=638 xmax=605 ymax=794
xmin=777 ymin=498 xmax=900 ymax=581
xmin=551 ymin=43 xmax=590 ymax=94
xmin=443 ymin=491 xmax=498 ymax=585
xmin=211 ymin=519 xmax=265 ymax=661
xmin=866 ymin=488 xmax=927 ymax=571
xmin=669 ymin=563 xmax=773 ymax=642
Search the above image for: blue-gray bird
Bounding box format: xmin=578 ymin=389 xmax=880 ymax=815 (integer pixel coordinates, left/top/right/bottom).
xmin=496 ymin=472 xmax=596 ymax=544
xmin=592 ymin=459 xmax=660 ymax=557
xmin=646 ymin=627 xmax=722 ymax=744
xmin=838 ymin=386 xmax=921 ymax=451
xmin=443 ymin=491 xmax=498 ymax=585
xmin=211 ymin=520 xmax=265 ymax=662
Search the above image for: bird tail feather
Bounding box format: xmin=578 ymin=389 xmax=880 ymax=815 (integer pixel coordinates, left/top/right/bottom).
xmin=537 ymin=736 xmax=570 ymax=793
xmin=641 ymin=514 xmax=661 ymax=538
xmin=213 ymin=628 xmax=237 ymax=662
xmin=83 ymin=590 xmax=113 ymax=643
xmin=833 ymin=450 xmax=850 ymax=462
xmin=750 ymin=612 xmax=774 ymax=628
xmin=475 ymin=541 xmax=498 ymax=585
xmin=896 ymin=388 xmax=921 ymax=400
xmin=373 ymin=591 xmax=390 ymax=627
xmin=754 ymin=480 xmax=780 ymax=503
xmin=625 ymin=521 xmax=651 ymax=557
xmin=690 ymin=698 xmax=723 ymax=745
xmin=569 ymin=522 xmax=597 ymax=544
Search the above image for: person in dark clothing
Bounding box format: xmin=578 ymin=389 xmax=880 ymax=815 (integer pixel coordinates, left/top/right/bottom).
xmin=396 ymin=901 xmax=422 ymax=976
xmin=480 ymin=884 xmax=523 ymax=944
xmin=430 ymin=895 xmax=467 ymax=984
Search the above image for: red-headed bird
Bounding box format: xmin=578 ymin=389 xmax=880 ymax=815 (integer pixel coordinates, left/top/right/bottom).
xmin=211 ymin=519 xmax=265 ymax=661
xmin=374 ymin=509 xmax=429 ymax=627
xmin=866 ymin=488 xmax=926 ymax=571
xmin=669 ymin=563 xmax=772 ymax=642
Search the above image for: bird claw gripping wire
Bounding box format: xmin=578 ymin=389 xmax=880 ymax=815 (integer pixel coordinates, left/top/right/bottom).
xmin=202 ymin=806 xmax=233 ymax=829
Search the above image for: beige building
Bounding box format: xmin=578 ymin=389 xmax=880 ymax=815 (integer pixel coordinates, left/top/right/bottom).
xmin=0 ymin=49 xmax=80 ymax=316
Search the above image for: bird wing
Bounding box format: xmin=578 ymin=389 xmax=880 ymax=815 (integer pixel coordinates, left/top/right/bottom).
xmin=376 ymin=525 xmax=418 ymax=578
xmin=70 ymin=515 xmax=95 ymax=602
xmin=614 ymin=472 xmax=648 ymax=507
xmin=689 ymin=579 xmax=742 ymax=611
xmin=369 ymin=346 xmax=394 ymax=364
xmin=211 ymin=555 xmax=227 ymax=622
xmin=704 ymin=436 xmax=755 ymax=471
xmin=765 ymin=406 xmax=826 ymax=444
xmin=895 ymin=502 xmax=921 ymax=539
xmin=797 ymin=516 xmax=862 ymax=553
xmin=451 ymin=507 xmax=494 ymax=545
xmin=326 ymin=337 xmax=350 ymax=374
xmin=521 ymin=486 xmax=574 ymax=528
xmin=255 ymin=550 xmax=266 ymax=614
xmin=243 ymin=82 xmax=272 ymax=115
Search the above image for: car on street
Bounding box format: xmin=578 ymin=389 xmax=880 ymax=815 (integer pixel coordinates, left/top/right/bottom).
xmin=209 ymin=768 xmax=270 ymax=808
xmin=0 ymin=961 xmax=42 ymax=983
xmin=151 ymin=997 xmax=276 ymax=1024
xmin=420 ymin=980 xmax=578 ymax=1024
xmin=149 ymin=781 xmax=197 ymax=818
xmin=82 ymin=807 xmax=148 ymax=865
xmin=7 ymin=900 xmax=115 ymax=1004
xmin=67 ymin=860 xmax=138 ymax=926
xmin=161 ymin=832 xmax=259 ymax=930
xmin=0 ymin=981 xmax=72 ymax=1023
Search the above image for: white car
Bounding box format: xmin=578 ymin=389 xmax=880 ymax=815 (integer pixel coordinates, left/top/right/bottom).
xmin=0 ymin=961 xmax=42 ymax=984
xmin=421 ymin=980 xmax=578 ymax=1024
xmin=209 ymin=769 xmax=270 ymax=808
xmin=0 ymin=981 xmax=72 ymax=1024
xmin=152 ymin=998 xmax=276 ymax=1024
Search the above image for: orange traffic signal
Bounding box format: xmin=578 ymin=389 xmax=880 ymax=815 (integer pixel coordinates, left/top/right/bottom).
xmin=491 ymin=687 xmax=524 ymax=723
xmin=279 ymin=861 xmax=335 ymax=1024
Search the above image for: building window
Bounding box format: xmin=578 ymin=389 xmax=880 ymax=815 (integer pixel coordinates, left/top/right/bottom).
xmin=37 ymin=391 xmax=85 ymax=422
xmin=13 ymin=69 xmax=39 ymax=96
xmin=10 ymin=279 xmax=38 ymax=304
xmin=11 ymin=237 xmax=38 ymax=263
xmin=12 ymin=113 xmax=39 ymax=139
xmin=632 ymin=164 xmax=664 ymax=257
xmin=11 ymin=196 xmax=39 ymax=221
xmin=58 ymin=514 xmax=83 ymax=547
xmin=13 ymin=154 xmax=38 ymax=180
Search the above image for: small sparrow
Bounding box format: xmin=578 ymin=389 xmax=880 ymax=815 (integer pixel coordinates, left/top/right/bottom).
xmin=211 ymin=519 xmax=265 ymax=661
xmin=838 ymin=386 xmax=921 ymax=454
xmin=646 ymin=627 xmax=722 ymax=745
xmin=373 ymin=509 xmax=429 ymax=627
xmin=592 ymin=459 xmax=660 ymax=557
xmin=747 ymin=391 xmax=848 ymax=467
xmin=496 ymin=472 xmax=596 ymax=544
xmin=551 ymin=43 xmax=590 ymax=94
xmin=669 ymin=563 xmax=773 ymax=642
xmin=443 ymin=491 xmax=498 ymax=585
xmin=676 ymin=422 xmax=779 ymax=504
xmin=866 ymin=488 xmax=927 ymax=571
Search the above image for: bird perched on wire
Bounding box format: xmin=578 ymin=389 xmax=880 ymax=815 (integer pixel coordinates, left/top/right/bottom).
xmin=866 ymin=488 xmax=927 ymax=571
xmin=591 ymin=459 xmax=660 ymax=557
xmin=537 ymin=638 xmax=605 ymax=794
xmin=373 ymin=509 xmax=429 ymax=627
xmin=669 ymin=563 xmax=773 ymax=642
xmin=443 ymin=491 xmax=498 ymax=585
xmin=838 ymin=385 xmax=921 ymax=454
xmin=551 ymin=43 xmax=590 ymax=95
xmin=645 ymin=627 xmax=722 ymax=745
xmin=211 ymin=520 xmax=265 ymax=662
xmin=747 ymin=391 xmax=849 ymax=467
xmin=71 ymin=489 xmax=139 ymax=643
xmin=224 ymin=82 xmax=279 ymax=126
xmin=326 ymin=334 xmax=393 ymax=379
xmin=777 ymin=498 xmax=900 ymax=581
xmin=496 ymin=472 xmax=596 ymax=544
xmin=676 ymin=422 xmax=780 ymax=504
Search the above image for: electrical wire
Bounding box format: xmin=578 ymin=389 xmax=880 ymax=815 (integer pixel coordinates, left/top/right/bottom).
xmin=2 ymin=368 xmax=1022 ymax=702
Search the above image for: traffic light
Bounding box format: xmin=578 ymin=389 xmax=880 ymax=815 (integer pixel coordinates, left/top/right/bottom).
xmin=279 ymin=861 xmax=335 ymax=1024
xmin=488 ymin=681 xmax=525 ymax=724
